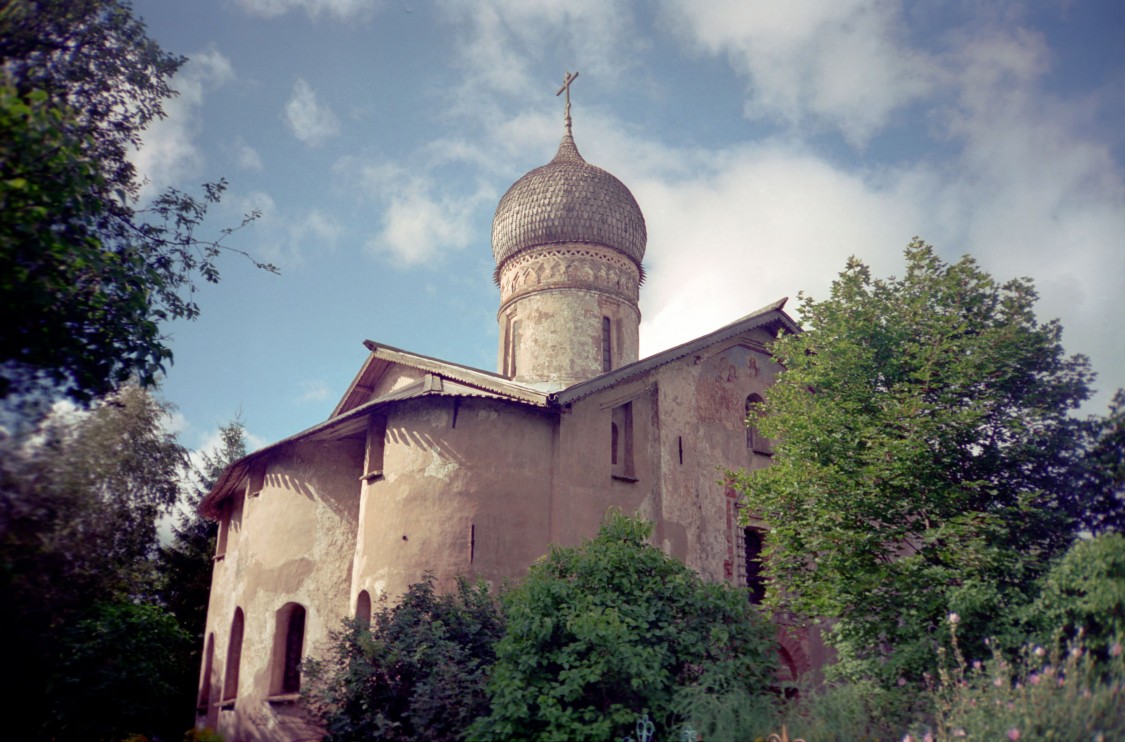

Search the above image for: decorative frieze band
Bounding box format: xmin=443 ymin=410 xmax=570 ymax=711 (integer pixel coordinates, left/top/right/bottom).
xmin=498 ymin=244 xmax=641 ymax=306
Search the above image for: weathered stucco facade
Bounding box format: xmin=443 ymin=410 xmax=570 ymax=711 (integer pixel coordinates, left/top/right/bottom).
xmin=195 ymin=102 xmax=825 ymax=741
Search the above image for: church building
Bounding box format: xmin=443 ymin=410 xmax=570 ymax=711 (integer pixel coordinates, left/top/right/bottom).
xmin=195 ymin=76 xmax=822 ymax=741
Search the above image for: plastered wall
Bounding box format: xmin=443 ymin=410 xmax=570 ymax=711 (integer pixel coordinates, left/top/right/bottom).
xmin=201 ymin=439 xmax=362 ymax=742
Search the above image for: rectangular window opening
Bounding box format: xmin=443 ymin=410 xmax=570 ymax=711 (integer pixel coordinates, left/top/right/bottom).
xmin=361 ymin=414 xmax=387 ymax=481
xmin=611 ymin=402 xmax=636 ymax=481
xmin=744 ymin=527 xmax=766 ymax=604
xmin=247 ymin=461 xmax=265 ymax=497
xmin=601 ymin=316 xmax=612 ymax=372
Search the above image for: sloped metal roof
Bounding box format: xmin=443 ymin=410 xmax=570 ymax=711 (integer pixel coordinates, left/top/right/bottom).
xmin=552 ymin=297 xmax=798 ymax=406
xmin=201 ymin=350 xmax=550 ymax=517
xmin=200 ymin=301 xmax=797 ymax=518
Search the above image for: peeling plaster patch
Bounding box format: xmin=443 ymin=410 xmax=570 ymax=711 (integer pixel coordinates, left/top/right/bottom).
xmin=425 ymin=451 xmax=460 ymax=479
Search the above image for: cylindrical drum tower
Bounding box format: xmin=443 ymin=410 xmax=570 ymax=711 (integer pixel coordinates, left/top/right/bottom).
xmin=492 ymin=124 xmax=647 ymax=388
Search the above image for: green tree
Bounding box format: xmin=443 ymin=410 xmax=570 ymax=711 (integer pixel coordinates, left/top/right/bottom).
xmin=470 ymin=511 xmax=777 ymax=742
xmin=304 ymin=575 xmax=506 ymax=742
xmin=1082 ymin=389 xmax=1125 ymax=535
xmin=0 ymin=0 xmax=271 ymax=408
xmin=733 ymin=240 xmax=1105 ymax=687
xmin=157 ymin=419 xmax=248 ymax=730
xmin=1025 ymin=532 xmax=1125 ymax=660
xmin=160 ymin=419 xmax=247 ymax=645
xmin=0 ymin=384 xmax=188 ymax=739
xmin=48 ymin=601 xmax=194 ymax=742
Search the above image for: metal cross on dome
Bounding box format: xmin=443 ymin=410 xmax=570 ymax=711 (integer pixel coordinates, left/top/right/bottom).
xmin=556 ymin=70 xmax=579 ymax=133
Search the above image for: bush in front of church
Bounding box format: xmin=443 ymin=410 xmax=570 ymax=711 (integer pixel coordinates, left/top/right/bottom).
xmin=468 ymin=510 xmax=778 ymax=742
xmin=302 ymin=575 xmax=505 ymax=742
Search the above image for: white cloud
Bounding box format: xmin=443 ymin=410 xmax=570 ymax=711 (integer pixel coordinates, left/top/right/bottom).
xmin=635 ymin=144 xmax=922 ymax=356
xmin=332 ymin=155 xmax=494 ymax=266
xmin=931 ymin=26 xmax=1125 ymax=408
xmin=133 ymin=48 xmax=236 ymax=194
xmin=230 ymin=191 xmax=343 ymax=264
xmin=236 ymin=0 xmax=381 ymax=20
xmin=438 ymin=0 xmax=640 ymax=120
xmin=290 ymin=209 xmax=344 ymax=251
xmin=236 ymin=143 xmax=264 ymax=171
xmin=284 ymin=78 xmax=341 ymax=146
xmin=297 ymin=380 xmax=330 ymax=403
xmin=162 ymin=409 xmax=190 ymax=437
xmin=368 ymin=182 xmax=485 ymax=266
xmin=659 ymin=0 xmax=936 ymax=145
xmin=621 ymin=14 xmax=1125 ymax=408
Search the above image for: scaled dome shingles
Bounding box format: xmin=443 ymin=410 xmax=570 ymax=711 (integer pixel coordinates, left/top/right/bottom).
xmin=491 ymin=132 xmax=647 ymax=269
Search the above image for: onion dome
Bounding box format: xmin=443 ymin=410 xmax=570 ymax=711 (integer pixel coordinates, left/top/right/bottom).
xmin=491 ymin=129 xmax=647 ymax=270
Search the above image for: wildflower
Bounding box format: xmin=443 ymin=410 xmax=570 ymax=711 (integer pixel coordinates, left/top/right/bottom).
xmin=953 ymin=729 xmax=966 ymax=738
xmin=948 ymin=612 xmax=960 ymax=625
xmin=993 ymin=676 xmax=1004 ymax=688
xmin=972 ymin=660 xmax=982 ymax=671
xmin=1111 ymin=642 xmax=1122 ymax=658
xmin=901 ymin=735 xmax=914 ymax=742
xmin=1034 ymin=646 xmax=1046 ymax=658
xmin=924 ymin=733 xmax=934 ymax=742
xmin=897 ymin=676 xmax=907 ymax=687
xmin=1007 ymin=728 xmax=1020 ymax=741
xmin=1029 ymin=673 xmax=1040 ymax=685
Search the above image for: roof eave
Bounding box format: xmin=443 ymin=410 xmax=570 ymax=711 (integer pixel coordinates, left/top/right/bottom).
xmin=552 ymin=297 xmax=798 ymax=406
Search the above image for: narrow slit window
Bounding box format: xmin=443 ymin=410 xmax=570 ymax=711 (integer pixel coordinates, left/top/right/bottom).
xmin=362 ymin=415 xmax=386 ymax=481
xmin=611 ymin=402 xmax=635 ymax=480
xmin=223 ymin=608 xmax=244 ymax=701
xmin=247 ymin=461 xmax=265 ymax=497
xmin=601 ymin=316 xmax=612 ymax=372
xmin=198 ymin=633 xmax=215 ymax=710
xmin=744 ymin=528 xmax=766 ymax=604
xmin=215 ymin=505 xmax=229 ymax=557
xmin=745 ymin=394 xmax=773 ymax=455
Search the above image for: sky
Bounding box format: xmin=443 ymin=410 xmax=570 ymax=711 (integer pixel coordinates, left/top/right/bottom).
xmin=128 ymin=0 xmax=1125 ymax=456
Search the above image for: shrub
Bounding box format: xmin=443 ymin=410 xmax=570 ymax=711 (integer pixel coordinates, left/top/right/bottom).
xmin=469 ymin=511 xmax=777 ymax=741
xmin=303 ymin=576 xmax=504 ymax=742
xmin=1025 ymin=532 xmax=1125 ymax=660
